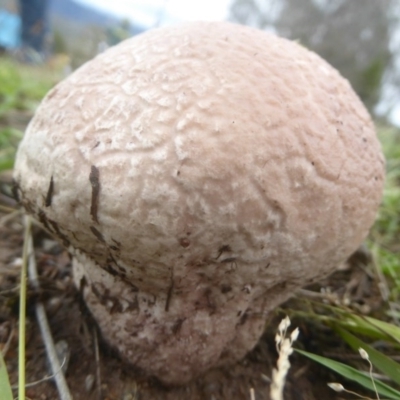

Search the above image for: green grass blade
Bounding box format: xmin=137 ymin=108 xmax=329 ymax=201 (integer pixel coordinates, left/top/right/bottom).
xmin=18 ymin=217 xmax=32 ymax=400
xmin=335 ymin=313 xmax=400 ymax=344
xmin=295 ymin=349 xmax=400 ymax=400
xmin=0 ymin=351 xmax=13 ymax=400
xmin=335 ymin=326 xmax=400 ymax=386
xmin=308 ymin=303 xmax=400 ymax=344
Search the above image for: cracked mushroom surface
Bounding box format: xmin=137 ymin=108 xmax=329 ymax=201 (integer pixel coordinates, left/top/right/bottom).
xmin=14 ymin=21 xmax=385 ymax=384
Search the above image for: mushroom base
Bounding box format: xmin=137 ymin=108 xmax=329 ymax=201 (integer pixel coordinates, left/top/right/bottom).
xmin=72 ymin=253 xmax=293 ymax=385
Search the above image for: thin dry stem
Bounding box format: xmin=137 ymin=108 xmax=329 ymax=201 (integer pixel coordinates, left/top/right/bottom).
xmin=1 ymin=323 xmax=15 ymax=358
xmin=250 ymin=387 xmax=255 ymax=400
xmin=25 ymin=216 xmax=73 ymax=400
xmin=328 ymin=382 xmax=374 ymax=399
xmin=270 ymin=316 xmax=299 ymax=400
xmin=93 ymin=327 xmax=102 ymax=400
xmin=12 ymin=357 xmax=67 ymax=389
xmin=359 ymin=348 xmax=380 ymax=400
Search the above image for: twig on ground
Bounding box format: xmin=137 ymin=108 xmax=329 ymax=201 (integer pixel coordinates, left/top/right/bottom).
xmin=25 ymin=215 xmax=73 ymax=400
xmin=18 ymin=215 xmax=31 ymax=400
xmin=250 ymin=387 xmax=255 ymax=400
xmin=1 ymin=323 xmax=15 ymax=358
xmin=93 ymin=327 xmax=102 ymax=400
xmin=11 ymin=357 xmax=67 ymax=389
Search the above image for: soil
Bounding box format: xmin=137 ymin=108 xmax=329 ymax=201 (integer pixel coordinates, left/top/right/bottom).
xmin=0 ymin=179 xmax=385 ymax=400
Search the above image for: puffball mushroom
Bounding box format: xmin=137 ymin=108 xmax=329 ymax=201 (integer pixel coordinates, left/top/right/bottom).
xmin=14 ymin=21 xmax=385 ymax=384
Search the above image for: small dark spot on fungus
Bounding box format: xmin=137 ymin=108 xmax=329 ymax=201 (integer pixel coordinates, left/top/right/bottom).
xmin=239 ymin=312 xmax=248 ymax=325
xmin=216 ymin=244 xmax=231 ymax=260
xmin=45 ymin=176 xmax=54 ymax=207
xmin=311 ymin=161 xmax=315 ymax=166
xmin=109 ymin=300 xmax=123 ymax=314
xmin=148 ymin=295 xmax=157 ymax=306
xmin=89 ymin=165 xmax=100 ymax=223
xmin=172 ymin=318 xmax=185 ymax=334
xmin=90 ymin=226 xmax=105 ymax=243
xmin=177 ymin=170 xmax=180 ymax=176
xmin=165 ymin=280 xmax=174 ymax=311
xmin=79 ymin=276 xmax=88 ymax=294
xmin=129 ymin=283 xmax=139 ymax=292
xmin=204 ymin=288 xmax=216 ymax=313
xmin=126 ymin=296 xmax=139 ymax=311
xmin=220 ymin=284 xmax=232 ymax=294
xmin=362 ymin=137 xmax=367 ymax=143
xmin=91 ymin=283 xmax=103 ymax=301
xmin=179 ymin=238 xmax=190 ymax=248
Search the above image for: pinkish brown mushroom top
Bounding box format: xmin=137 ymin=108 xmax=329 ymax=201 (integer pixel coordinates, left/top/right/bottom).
xmin=13 ymin=21 xmax=385 ymax=384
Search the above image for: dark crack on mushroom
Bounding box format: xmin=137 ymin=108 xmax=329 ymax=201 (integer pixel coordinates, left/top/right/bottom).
xmin=105 ymin=264 xmax=118 ymax=277
xmin=220 ymin=257 xmax=236 ymax=264
xmin=11 ymin=180 xmax=20 ymax=203
xmin=47 ymin=218 xmax=70 ymax=246
xmin=112 ymin=238 xmax=121 ymax=247
xmin=165 ymin=280 xmax=174 ymax=312
xmin=215 ymin=244 xmax=231 ymax=260
xmin=172 ymin=318 xmax=185 ymax=334
xmin=79 ymin=276 xmax=88 ymax=293
xmin=90 ymin=225 xmax=105 ymax=243
xmin=45 ymin=175 xmax=54 ymax=207
xmin=91 ymin=283 xmax=123 ymax=314
xmin=38 ymin=209 xmax=52 ymax=233
xmin=89 ymin=165 xmax=100 ymax=223
xmin=204 ymin=288 xmax=217 ymax=314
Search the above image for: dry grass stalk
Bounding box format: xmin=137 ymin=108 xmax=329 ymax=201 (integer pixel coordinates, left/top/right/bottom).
xmin=270 ymin=316 xmax=299 ymax=400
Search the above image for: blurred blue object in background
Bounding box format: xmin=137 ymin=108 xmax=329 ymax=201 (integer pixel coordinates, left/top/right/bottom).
xmin=18 ymin=0 xmax=48 ymax=55
xmin=0 ymin=9 xmax=21 ymax=49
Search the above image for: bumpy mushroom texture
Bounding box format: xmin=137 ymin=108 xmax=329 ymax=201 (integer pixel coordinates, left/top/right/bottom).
xmin=14 ymin=21 xmax=385 ymax=384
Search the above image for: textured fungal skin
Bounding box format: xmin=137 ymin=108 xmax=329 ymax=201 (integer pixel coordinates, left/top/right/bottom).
xmin=14 ymin=22 xmax=385 ymax=384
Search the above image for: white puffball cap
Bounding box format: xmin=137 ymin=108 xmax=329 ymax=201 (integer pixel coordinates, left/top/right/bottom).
xmin=14 ymin=21 xmax=385 ymax=384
